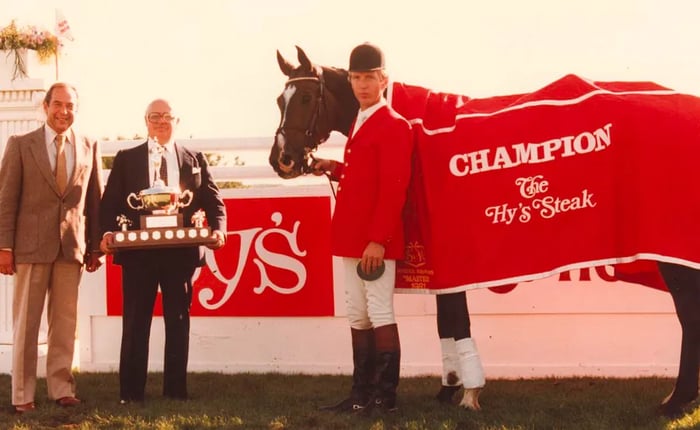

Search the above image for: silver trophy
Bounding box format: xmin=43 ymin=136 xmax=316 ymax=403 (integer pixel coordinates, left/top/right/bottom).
xmin=108 ymin=141 xmax=215 ymax=250
xmin=126 ymin=182 xmax=193 ymax=216
xmin=127 ymin=145 xmax=193 ymax=216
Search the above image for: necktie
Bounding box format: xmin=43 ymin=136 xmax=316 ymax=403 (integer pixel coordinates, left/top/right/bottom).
xmin=55 ymin=134 xmax=67 ymax=193
xmin=159 ymin=152 xmax=168 ymax=186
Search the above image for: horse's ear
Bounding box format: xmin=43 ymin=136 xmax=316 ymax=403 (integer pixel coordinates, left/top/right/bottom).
xmin=276 ymin=50 xmax=295 ymax=77
xmin=295 ymin=46 xmax=313 ymax=72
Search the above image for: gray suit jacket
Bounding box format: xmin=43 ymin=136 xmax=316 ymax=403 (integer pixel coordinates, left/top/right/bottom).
xmin=0 ymin=126 xmax=104 ymax=263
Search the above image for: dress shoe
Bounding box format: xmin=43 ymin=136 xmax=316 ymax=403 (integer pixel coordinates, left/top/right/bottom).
xmin=119 ymin=395 xmax=144 ymax=405
xmin=13 ymin=402 xmax=35 ymax=414
xmin=56 ymin=396 xmax=81 ymax=407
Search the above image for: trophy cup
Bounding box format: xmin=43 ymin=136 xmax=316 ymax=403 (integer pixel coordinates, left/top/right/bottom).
xmin=108 ymin=144 xmax=217 ymax=250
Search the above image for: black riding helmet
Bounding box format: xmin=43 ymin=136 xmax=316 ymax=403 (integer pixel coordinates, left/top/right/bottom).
xmin=348 ymin=42 xmax=385 ymax=72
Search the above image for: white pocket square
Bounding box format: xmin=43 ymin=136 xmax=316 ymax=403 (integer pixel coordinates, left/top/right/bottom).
xmin=192 ymin=167 xmax=201 ymax=174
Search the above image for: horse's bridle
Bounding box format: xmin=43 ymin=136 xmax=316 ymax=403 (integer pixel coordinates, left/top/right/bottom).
xmin=275 ymin=73 xmax=331 ymax=174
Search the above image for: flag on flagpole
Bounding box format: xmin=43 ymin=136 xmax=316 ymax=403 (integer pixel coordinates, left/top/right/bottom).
xmin=55 ymin=9 xmax=74 ymax=41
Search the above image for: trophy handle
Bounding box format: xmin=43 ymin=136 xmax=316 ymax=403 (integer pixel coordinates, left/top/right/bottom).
xmin=178 ymin=189 xmax=193 ymax=208
xmin=127 ymin=192 xmax=144 ymax=210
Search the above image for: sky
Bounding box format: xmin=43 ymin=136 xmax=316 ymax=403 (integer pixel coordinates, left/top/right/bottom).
xmin=3 ymin=0 xmax=700 ymax=139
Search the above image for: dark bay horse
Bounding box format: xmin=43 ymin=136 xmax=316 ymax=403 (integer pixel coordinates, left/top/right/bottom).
xmin=270 ymin=45 xmax=700 ymax=417
xmin=270 ymin=49 xmax=358 ymax=179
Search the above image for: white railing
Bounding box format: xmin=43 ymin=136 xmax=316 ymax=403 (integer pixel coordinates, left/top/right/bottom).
xmin=100 ymin=135 xmax=346 ymax=183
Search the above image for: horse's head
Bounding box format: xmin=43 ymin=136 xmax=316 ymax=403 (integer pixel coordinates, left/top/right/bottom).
xmin=270 ymin=46 xmax=354 ymax=179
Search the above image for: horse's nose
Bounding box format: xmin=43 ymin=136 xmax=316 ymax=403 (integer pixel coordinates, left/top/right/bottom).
xmin=280 ymin=153 xmax=292 ymax=166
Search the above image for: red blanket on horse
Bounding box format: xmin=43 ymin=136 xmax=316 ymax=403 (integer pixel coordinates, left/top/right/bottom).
xmin=391 ymin=74 xmax=700 ymax=293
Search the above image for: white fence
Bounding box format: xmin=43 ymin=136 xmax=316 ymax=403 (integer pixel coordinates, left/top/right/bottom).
xmin=99 ymin=134 xmax=347 ymax=186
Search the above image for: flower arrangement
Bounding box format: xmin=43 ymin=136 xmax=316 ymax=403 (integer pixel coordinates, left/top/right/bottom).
xmin=0 ymin=20 xmax=59 ymax=80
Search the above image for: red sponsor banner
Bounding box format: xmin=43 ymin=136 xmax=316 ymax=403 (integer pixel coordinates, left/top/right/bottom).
xmin=391 ymin=76 xmax=697 ymax=293
xmin=106 ymin=195 xmax=334 ymax=316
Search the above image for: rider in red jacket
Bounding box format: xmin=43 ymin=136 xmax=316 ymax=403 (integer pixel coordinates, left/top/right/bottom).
xmin=313 ymin=42 xmax=412 ymax=414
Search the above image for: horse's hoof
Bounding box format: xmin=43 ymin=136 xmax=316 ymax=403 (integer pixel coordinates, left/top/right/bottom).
xmin=435 ymin=385 xmax=461 ymax=404
xmin=459 ymin=387 xmax=482 ymax=411
xmin=657 ymin=392 xmax=698 ymax=418
xmin=658 ymin=400 xmax=688 ymax=418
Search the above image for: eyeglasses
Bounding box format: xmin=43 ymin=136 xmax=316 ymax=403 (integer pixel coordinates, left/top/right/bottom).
xmin=147 ymin=112 xmax=177 ymax=123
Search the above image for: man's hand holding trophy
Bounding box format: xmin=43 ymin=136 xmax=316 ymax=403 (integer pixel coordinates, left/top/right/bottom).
xmin=100 ymin=141 xmax=221 ymax=253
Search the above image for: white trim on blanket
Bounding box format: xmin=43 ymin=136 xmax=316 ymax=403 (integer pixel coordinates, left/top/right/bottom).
xmin=392 ymin=87 xmax=679 ymax=136
xmin=395 ymin=253 xmax=696 ymax=294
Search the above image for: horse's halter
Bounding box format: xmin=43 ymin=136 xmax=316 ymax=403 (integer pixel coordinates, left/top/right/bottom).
xmin=275 ymin=72 xmax=331 ymax=174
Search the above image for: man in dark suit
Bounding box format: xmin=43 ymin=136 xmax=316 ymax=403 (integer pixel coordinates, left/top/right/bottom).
xmin=99 ymin=98 xmax=226 ymax=403
xmin=0 ymin=82 xmax=104 ymax=413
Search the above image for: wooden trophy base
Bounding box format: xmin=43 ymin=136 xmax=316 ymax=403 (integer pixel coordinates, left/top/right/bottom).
xmin=108 ymin=213 xmax=216 ymax=250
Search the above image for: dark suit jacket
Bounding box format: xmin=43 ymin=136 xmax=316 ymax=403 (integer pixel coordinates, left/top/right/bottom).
xmin=0 ymin=126 xmax=103 ymax=263
xmin=99 ymin=141 xmax=226 ymax=267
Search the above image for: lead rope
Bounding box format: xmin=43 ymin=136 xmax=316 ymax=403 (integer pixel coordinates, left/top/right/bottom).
xmin=309 ymin=153 xmax=337 ymax=200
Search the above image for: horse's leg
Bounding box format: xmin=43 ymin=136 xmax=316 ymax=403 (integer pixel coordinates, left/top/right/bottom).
xmin=456 ymin=337 xmax=485 ymax=411
xmin=453 ymin=292 xmax=485 ymax=411
xmin=435 ymin=293 xmax=462 ymax=403
xmin=435 ymin=291 xmax=485 ymax=410
xmin=657 ymin=261 xmax=700 ymax=417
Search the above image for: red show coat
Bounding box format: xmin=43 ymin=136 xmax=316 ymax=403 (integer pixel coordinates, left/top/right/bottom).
xmin=330 ymin=105 xmax=413 ymax=259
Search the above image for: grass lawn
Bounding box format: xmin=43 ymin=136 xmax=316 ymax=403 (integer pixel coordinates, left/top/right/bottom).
xmin=1 ymin=373 xmax=698 ymax=429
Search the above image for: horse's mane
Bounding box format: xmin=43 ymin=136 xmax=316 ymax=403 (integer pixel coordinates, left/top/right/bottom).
xmin=318 ymin=65 xmax=358 ymax=136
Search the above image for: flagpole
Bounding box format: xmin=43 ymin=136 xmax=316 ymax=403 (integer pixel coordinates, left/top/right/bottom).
xmin=55 ymin=8 xmax=74 ymax=82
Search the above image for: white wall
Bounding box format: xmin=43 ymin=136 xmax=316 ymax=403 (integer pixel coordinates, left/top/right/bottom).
xmin=79 ymin=269 xmax=678 ymax=378
xmin=0 ymin=71 xmax=46 ymax=375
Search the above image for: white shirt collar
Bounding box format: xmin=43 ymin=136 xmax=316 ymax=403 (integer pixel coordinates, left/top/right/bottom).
xmin=356 ymin=98 xmax=387 ymax=123
xmin=45 ymin=126 xmax=73 ymax=147
xmin=148 ymin=137 xmax=175 ymax=154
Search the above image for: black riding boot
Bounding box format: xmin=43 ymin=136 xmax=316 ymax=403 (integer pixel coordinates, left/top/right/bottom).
xmin=658 ymin=262 xmax=700 ymax=417
xmin=369 ymin=323 xmax=401 ymax=412
xmin=319 ymin=328 xmax=375 ymax=412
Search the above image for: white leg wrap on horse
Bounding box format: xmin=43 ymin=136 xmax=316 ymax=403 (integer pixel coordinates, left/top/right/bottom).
xmin=455 ymin=338 xmax=485 ymax=410
xmin=440 ymin=338 xmax=461 ymax=386
xmin=455 ymin=338 xmax=485 ymax=389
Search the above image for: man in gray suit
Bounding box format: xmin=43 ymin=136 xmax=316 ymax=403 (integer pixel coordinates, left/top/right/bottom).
xmin=0 ymin=82 xmax=104 ymax=413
